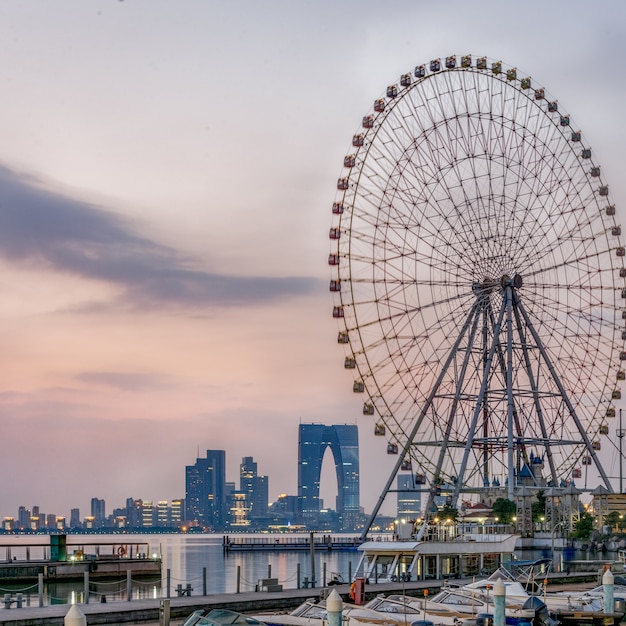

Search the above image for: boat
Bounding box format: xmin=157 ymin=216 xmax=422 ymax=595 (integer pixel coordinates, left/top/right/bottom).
xmin=253 ymin=596 xmax=464 ymax=626
xmin=183 ymin=609 xmax=269 ymax=626
xmin=365 ymin=592 xmax=537 ymax=626
xmin=460 ymin=560 xmax=626 ymax=624
xmin=354 ymin=521 xmax=519 ymax=583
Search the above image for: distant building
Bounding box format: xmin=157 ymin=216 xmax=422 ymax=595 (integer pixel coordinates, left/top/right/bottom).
xmin=269 ymin=494 xmax=299 ymax=525
xmin=18 ymin=506 xmax=30 ymax=530
xmin=125 ymin=498 xmax=143 ymax=527
xmin=91 ymin=498 xmax=106 ymax=527
xmin=185 ymin=450 xmax=226 ymax=530
xmin=397 ymin=474 xmax=422 ymax=520
xmin=240 ymin=456 xmax=269 ymax=523
xmin=157 ymin=501 xmax=169 ymax=527
xmin=70 ymin=508 xmax=81 ymax=529
xmin=171 ymin=499 xmax=184 ymax=528
xmin=142 ymin=500 xmax=154 ymax=527
xmin=298 ymin=423 xmax=360 ymax=531
xmin=229 ymin=492 xmax=251 ymax=527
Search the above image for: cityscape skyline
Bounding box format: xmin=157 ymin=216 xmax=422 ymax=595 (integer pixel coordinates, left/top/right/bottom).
xmin=1 ymin=423 xmax=363 ymax=528
xmin=1 ymin=2 xmax=626 ymax=519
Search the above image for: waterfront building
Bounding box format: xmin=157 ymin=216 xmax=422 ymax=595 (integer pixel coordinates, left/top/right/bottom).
xmin=298 ymin=423 xmax=360 ymax=531
xmin=142 ymin=500 xmax=154 ymax=527
xmin=240 ymin=456 xmax=269 ymax=523
xmin=157 ymin=501 xmax=169 ymax=526
xmin=170 ymin=499 xmax=183 ymax=527
xmin=185 ymin=449 xmax=226 ymax=530
xmin=397 ymin=474 xmax=422 ymax=520
xmin=2 ymin=517 xmax=14 ymax=531
xmin=269 ymin=493 xmax=299 ymax=525
xmin=229 ymin=491 xmax=251 ymax=527
xmin=17 ymin=506 xmax=29 ymax=530
xmin=125 ymin=498 xmax=143 ymax=527
xmin=91 ymin=498 xmax=106 ymax=527
xmin=70 ymin=508 xmax=81 ymax=529
xmin=83 ymin=515 xmax=95 ymax=529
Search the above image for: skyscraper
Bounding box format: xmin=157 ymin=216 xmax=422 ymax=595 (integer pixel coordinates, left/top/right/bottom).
xmin=91 ymin=498 xmax=106 ymax=526
xmin=70 ymin=508 xmax=81 ymax=529
xmin=185 ymin=449 xmax=226 ymax=530
xmin=240 ymin=456 xmax=269 ymax=520
xmin=298 ymin=423 xmax=360 ymax=531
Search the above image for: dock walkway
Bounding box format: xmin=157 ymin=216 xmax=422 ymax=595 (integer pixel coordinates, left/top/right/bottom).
xmin=222 ymin=535 xmax=361 ymax=553
xmin=0 ymin=570 xmax=601 ymax=626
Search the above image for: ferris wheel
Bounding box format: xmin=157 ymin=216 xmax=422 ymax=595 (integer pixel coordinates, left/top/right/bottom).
xmin=328 ymin=55 xmax=626 ymax=523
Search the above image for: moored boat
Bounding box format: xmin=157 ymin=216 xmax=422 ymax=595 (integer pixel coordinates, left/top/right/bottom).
xmin=253 ymin=596 xmax=471 ymax=626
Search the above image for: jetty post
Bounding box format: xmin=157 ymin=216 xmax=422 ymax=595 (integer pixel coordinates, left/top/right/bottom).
xmin=309 ymin=531 xmax=316 ymax=588
xmin=83 ymin=571 xmax=89 ymax=604
xmin=493 ymin=578 xmax=505 ymax=626
xmin=603 ymin=567 xmax=615 ymax=614
xmin=64 ymin=604 xmax=86 ymax=626
xmin=326 ymin=588 xmax=343 ymax=626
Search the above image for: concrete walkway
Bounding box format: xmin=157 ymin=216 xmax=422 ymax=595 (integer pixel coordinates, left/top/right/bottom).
xmin=0 ymin=571 xmax=601 ymax=626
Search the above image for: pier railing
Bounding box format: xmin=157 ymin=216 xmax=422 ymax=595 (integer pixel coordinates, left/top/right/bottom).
xmin=222 ymin=534 xmax=364 ymax=552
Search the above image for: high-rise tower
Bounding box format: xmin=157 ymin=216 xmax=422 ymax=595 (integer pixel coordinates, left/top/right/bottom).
xmin=298 ymin=423 xmax=359 ymax=530
xmin=185 ymin=449 xmax=226 ymax=530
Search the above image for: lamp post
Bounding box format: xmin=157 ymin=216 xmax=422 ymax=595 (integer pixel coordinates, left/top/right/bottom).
xmin=551 ymin=521 xmax=565 ymax=562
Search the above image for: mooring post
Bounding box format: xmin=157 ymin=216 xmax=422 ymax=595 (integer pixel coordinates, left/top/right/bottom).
xmin=309 ymin=531 xmax=316 ymax=588
xmin=38 ymin=573 xmax=43 ymax=607
xmin=83 ymin=570 xmax=89 ymax=604
xmin=236 ymin=565 xmax=241 ymax=594
xmin=127 ymin=570 xmax=132 ymax=601
xmin=159 ymin=599 xmax=170 ymax=626
xmin=297 ymin=563 xmax=300 ymax=589
xmin=64 ymin=604 xmax=86 ymax=626
xmin=493 ymin=578 xmax=505 ymax=626
xmin=604 ymin=567 xmax=615 ymax=614
xmin=326 ymin=589 xmax=343 ymax=626
xmin=167 ymin=568 xmax=171 ymax=598
xmin=203 ymin=567 xmax=207 ymax=595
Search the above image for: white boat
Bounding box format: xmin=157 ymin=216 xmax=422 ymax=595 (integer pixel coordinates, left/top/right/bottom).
xmin=183 ymin=609 xmax=269 ymax=626
xmin=366 ymin=592 xmax=532 ymax=626
xmin=461 ymin=560 xmax=626 ymax=623
xmin=354 ymin=522 xmax=519 ymax=583
xmin=254 ymin=597 xmax=464 ymax=626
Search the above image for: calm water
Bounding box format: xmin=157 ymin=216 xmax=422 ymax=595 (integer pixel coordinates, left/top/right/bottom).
xmin=0 ymin=533 xmax=361 ymax=605
xmin=0 ymin=533 xmax=603 ymax=607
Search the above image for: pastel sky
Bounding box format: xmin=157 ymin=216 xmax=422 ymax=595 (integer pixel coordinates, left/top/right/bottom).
xmin=1 ymin=0 xmax=626 ymax=521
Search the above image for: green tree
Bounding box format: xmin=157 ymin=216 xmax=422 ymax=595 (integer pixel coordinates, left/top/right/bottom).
xmin=604 ymin=511 xmax=621 ymax=530
xmin=531 ymin=490 xmax=546 ymax=522
xmin=572 ymin=513 xmax=594 ymax=539
xmin=492 ymin=498 xmax=517 ymax=524
xmin=438 ymin=505 xmax=458 ymax=522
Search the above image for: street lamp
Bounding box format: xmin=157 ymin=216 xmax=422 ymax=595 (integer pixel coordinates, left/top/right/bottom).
xmin=551 ymin=521 xmax=566 ymax=561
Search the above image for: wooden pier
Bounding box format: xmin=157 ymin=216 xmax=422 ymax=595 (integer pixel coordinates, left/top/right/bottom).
xmin=0 ymin=536 xmax=161 ymax=582
xmin=222 ymin=535 xmax=361 ymax=553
